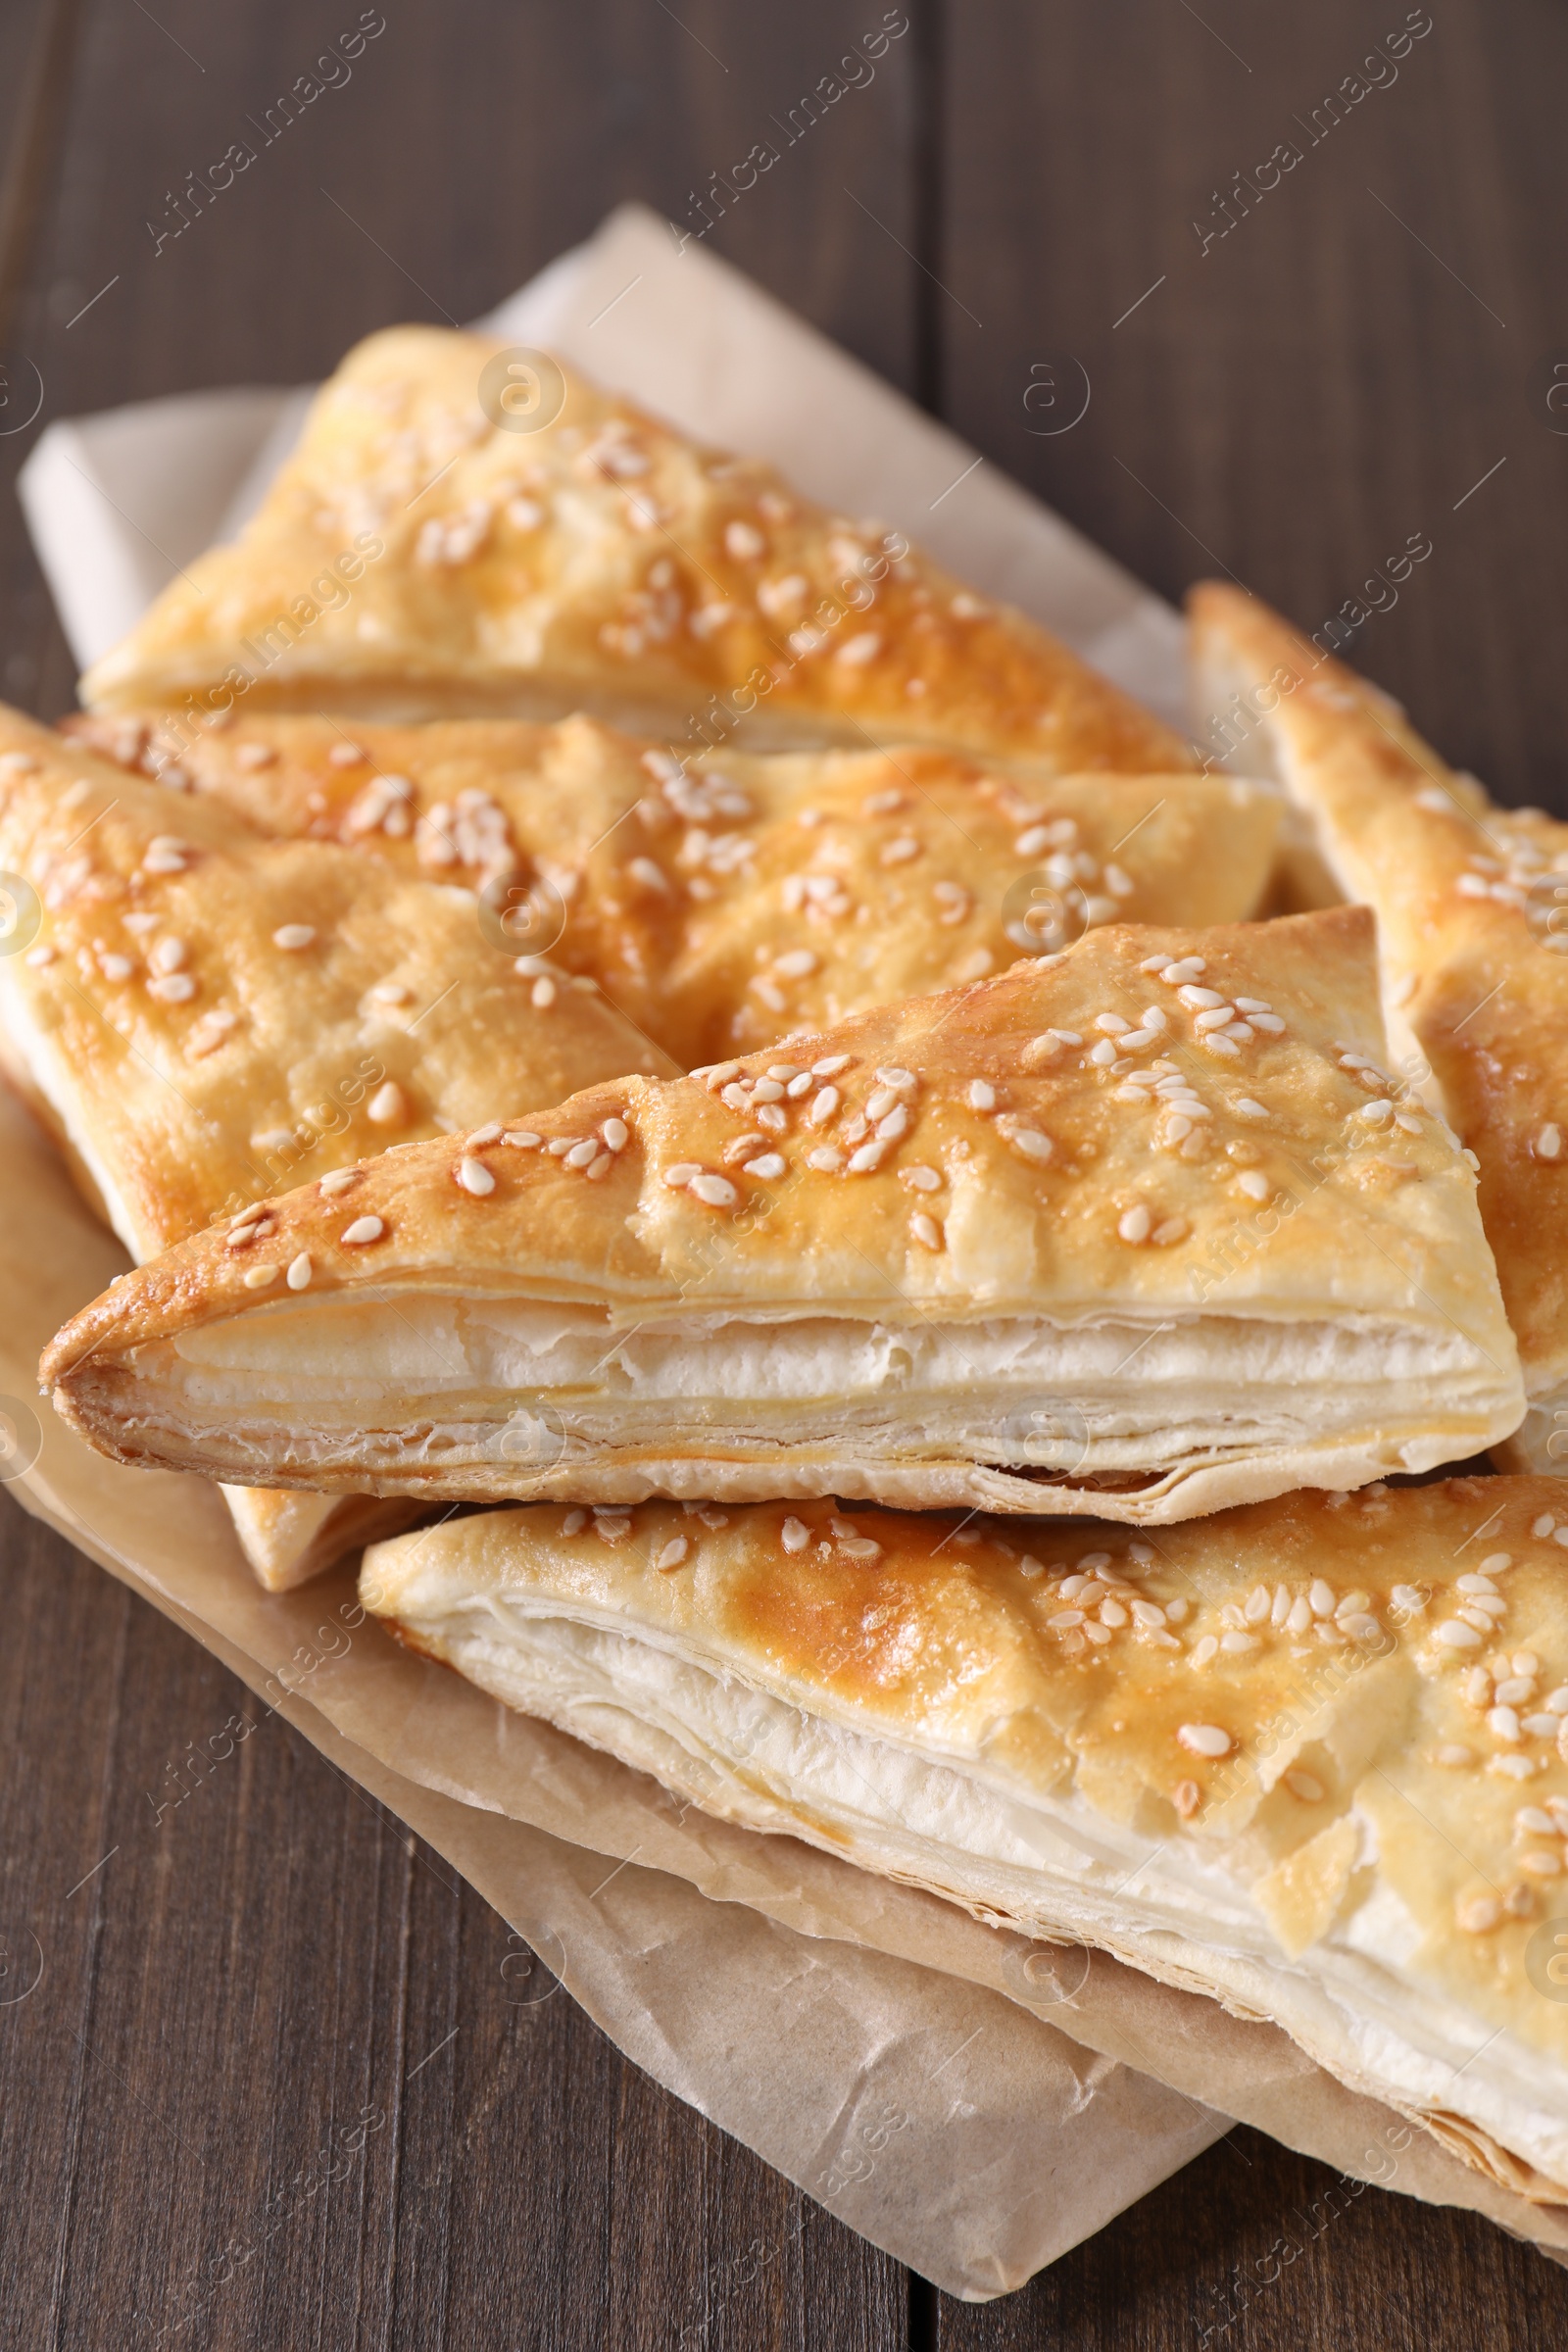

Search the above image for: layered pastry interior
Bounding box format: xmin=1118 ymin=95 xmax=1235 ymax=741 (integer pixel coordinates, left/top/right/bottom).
xmin=361 ymin=1479 xmax=1568 ymax=2203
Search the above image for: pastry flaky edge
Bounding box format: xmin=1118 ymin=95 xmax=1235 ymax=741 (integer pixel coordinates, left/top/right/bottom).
xmin=359 ymin=1476 xmax=1568 ymax=2204
xmin=43 ymin=906 xmax=1526 ymax=1524
xmin=64 ymin=707 xmax=1283 ymax=1070
xmin=0 ymin=702 xmax=674 ymax=1590
xmin=77 ymin=325 xmax=1190 ymax=778
xmin=1189 ymin=583 xmax=1568 ymax=1475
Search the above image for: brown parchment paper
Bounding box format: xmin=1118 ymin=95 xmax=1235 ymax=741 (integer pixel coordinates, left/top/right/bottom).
xmin=7 ymin=1084 xmax=1568 ymax=2287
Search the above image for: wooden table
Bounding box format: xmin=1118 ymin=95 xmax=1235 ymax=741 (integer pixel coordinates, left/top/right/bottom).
xmin=3 ymin=3 xmax=1566 ymax=2341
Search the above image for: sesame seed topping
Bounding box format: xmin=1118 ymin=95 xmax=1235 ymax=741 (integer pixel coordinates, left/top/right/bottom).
xmin=655 ymin=1537 xmax=689 ymax=1572
xmin=744 ymin=1152 xmax=786 ymax=1180
xmin=531 ymin=976 xmax=558 ymax=1007
xmin=505 ymin=1129 xmax=543 ymax=1149
xmin=1539 ymin=1124 xmax=1563 ymax=1160
xmin=564 ymin=1140 xmax=599 ymax=1169
xmin=1117 ymin=1205 xmax=1152 ymax=1244
xmin=367 ymin=1082 xmax=408 ymax=1127
xmin=689 ymin=1171 xmax=738 ymax=1207
xmin=1234 ymin=1099 xmax=1268 ymax=1120
xmin=286 ymin=1252 xmax=313 ymax=1291
xmin=807 ymin=1147 xmax=844 ymax=1172
xmin=1436 ymin=1619 xmax=1484 ymax=1649
xmin=1178 ymin=1724 xmax=1232 ymax=1758
xmin=147 ymin=972 xmax=197 ymax=1004
xmin=341 ymin=1215 xmax=385 ymax=1246
xmin=458 ymin=1155 xmax=498 ymax=1194
xmin=968 ymin=1080 xmax=997 ymax=1112
xmin=910 ymin=1211 xmax=943 ymax=1250
xmin=781 ymin=1517 xmax=809 ymax=1553
xmin=272 ymin=924 xmax=316 ymax=951
xmin=242 ymin=1264 xmax=277 ymax=1290
xmin=813 ymin=1056 xmax=853 ymax=1077
xmin=319 ymin=1168 xmax=362 ymax=1197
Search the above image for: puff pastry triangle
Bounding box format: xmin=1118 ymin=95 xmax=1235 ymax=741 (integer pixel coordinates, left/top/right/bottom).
xmin=0 ymin=703 xmax=674 ymax=1586
xmin=1189 ymin=583 xmax=1568 ymax=1473
xmin=65 ymin=708 xmax=1281 ymax=1069
xmin=44 ymin=906 xmax=1524 ymax=1521
xmin=360 ymin=1475 xmax=1568 ymax=2203
xmin=79 ymin=326 xmax=1189 ymax=776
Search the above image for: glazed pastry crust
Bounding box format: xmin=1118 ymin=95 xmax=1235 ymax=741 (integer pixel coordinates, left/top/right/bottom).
xmin=1189 ymin=583 xmax=1568 ymax=1407
xmin=0 ymin=701 xmax=671 ymax=1591
xmin=0 ymin=703 xmax=673 ymax=1258
xmin=79 ymin=326 xmax=1190 ymax=776
xmin=64 ymin=709 xmax=1281 ymax=1069
xmin=43 ymin=906 xmax=1525 ymax=1519
xmin=359 ymin=1476 xmax=1568 ymax=2203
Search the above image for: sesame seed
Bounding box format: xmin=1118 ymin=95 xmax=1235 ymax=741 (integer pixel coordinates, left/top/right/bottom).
xmin=655 ymin=1537 xmax=689 ymax=1572
xmin=1236 ymin=1170 xmax=1269 ymax=1201
xmin=505 ymin=1129 xmax=543 ymax=1150
xmin=531 ymin=976 xmax=558 ymax=1007
xmin=147 ymin=972 xmax=197 ymax=1004
xmin=1192 ymin=1004 xmax=1235 ymax=1031
xmin=1455 ymin=1892 xmax=1500 ymax=1933
xmin=807 ymin=1147 xmax=844 ymax=1172
xmin=1285 ymin=1770 xmax=1326 ymax=1802
xmin=327 ymin=740 xmax=365 ymax=766
xmin=341 ymin=1215 xmax=385 ymax=1246
xmin=689 ymin=1172 xmax=738 ymax=1207
xmin=242 ymin=1264 xmax=277 ymax=1290
xmin=272 ymin=924 xmax=316 ymax=951
xmin=905 ymin=1165 xmax=941 ymax=1191
xmin=781 ymin=1517 xmax=809 ymax=1553
xmin=1117 ymin=1205 xmax=1152 ymax=1244
xmin=910 ymin=1212 xmax=943 ymax=1250
xmin=319 ymin=1168 xmax=362 ymax=1196
xmin=663 ymin=1162 xmax=702 ymax=1188
xmin=564 ymin=1508 xmax=588 ymax=1535
xmin=602 ymin=1118 xmax=629 ymax=1152
xmin=1483 ymin=1553 xmax=1515 ymax=1572
xmin=1234 ymin=1099 xmax=1268 ymax=1120
xmin=362 ymin=1082 xmax=407 ymax=1127
xmin=564 ymin=1141 xmax=599 ymax=1169
xmin=967 ymin=1080 xmax=996 ymax=1111
xmin=1436 ymin=1620 xmax=1484 ymax=1649
xmin=1539 ymin=1124 xmax=1563 ymax=1159
xmin=744 ymin=1153 xmax=786 ymax=1180
xmin=812 ymin=1056 xmax=852 ymax=1077
xmin=1178 ymin=1724 xmax=1232 ymax=1758
xmin=286 ymin=1252 xmax=313 ymax=1291
xmin=847 ymin=1141 xmax=886 ymax=1174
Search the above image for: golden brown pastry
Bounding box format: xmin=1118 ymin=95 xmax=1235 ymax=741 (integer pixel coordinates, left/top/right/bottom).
xmin=63 ymin=708 xmax=1280 ymax=1068
xmin=1189 ymin=584 xmax=1568 ymax=1476
xmin=0 ymin=703 xmax=674 ymax=1586
xmin=43 ymin=906 xmax=1524 ymax=1521
xmin=78 ymin=326 xmax=1189 ymax=776
xmin=360 ymin=1476 xmax=1568 ymax=2203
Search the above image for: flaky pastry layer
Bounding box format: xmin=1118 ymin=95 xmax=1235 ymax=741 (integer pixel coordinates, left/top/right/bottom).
xmin=362 ymin=1479 xmax=1568 ymax=2202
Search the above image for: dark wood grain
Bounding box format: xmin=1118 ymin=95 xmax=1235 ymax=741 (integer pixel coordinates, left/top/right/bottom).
xmin=940 ymin=0 xmax=1568 ymax=812
xmin=4 ymin=1 xmax=1568 ymax=2344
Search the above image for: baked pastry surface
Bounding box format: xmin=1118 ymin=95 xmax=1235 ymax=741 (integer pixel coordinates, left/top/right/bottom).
xmin=1190 ymin=584 xmax=1568 ymax=1473
xmin=359 ymin=1475 xmax=1568 ymax=2203
xmin=78 ymin=326 xmax=1189 ymax=775
xmin=64 ymin=708 xmax=1281 ymax=1068
xmin=43 ymin=906 xmax=1525 ymax=1520
xmin=0 ymin=702 xmax=672 ymax=1586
